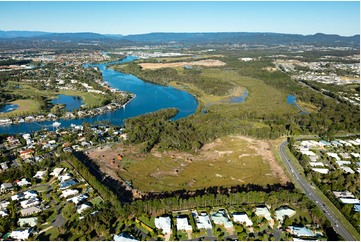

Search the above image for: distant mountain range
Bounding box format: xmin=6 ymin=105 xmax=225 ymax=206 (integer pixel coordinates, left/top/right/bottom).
xmin=0 ymin=30 xmax=359 ymax=47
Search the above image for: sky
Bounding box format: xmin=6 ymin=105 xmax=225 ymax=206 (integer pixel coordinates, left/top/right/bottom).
xmin=0 ymin=1 xmax=359 ymax=36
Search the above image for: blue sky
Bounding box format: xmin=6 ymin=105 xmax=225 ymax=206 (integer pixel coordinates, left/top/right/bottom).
xmin=0 ymin=1 xmax=359 ymax=36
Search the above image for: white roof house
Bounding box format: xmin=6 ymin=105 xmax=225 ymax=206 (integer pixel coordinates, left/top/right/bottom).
xmin=232 ymin=212 xmax=253 ymax=226
xmin=155 ymin=216 xmax=172 ymax=234
xmin=9 ymin=228 xmax=32 ymax=240
xmin=339 ymin=153 xmax=351 ymax=159
xmin=24 ymin=190 xmax=38 ymax=199
xmin=58 ymin=173 xmax=73 ymax=182
xmin=339 ymin=198 xmax=360 ymax=204
xmin=340 ymin=166 xmax=355 ymax=174
xmin=11 ymin=193 xmax=25 ymax=201
xmin=275 ymin=206 xmax=296 ymax=223
xmin=0 ymin=200 xmax=10 ymax=209
xmin=67 ymin=193 xmax=89 ymax=204
xmin=311 ymin=168 xmax=329 ymax=174
xmin=50 ymin=167 xmax=64 ymax=177
xmin=309 ymin=162 xmax=324 ymax=167
xmin=1 ymin=182 xmax=13 ymax=192
xmin=288 ymin=226 xmax=315 ymax=237
xmin=255 ymin=206 xmax=272 ymax=221
xmin=20 ymin=198 xmax=40 ymax=209
xmin=196 ymin=212 xmax=212 ymax=230
xmin=77 ymin=203 xmax=92 ymax=214
xmin=33 ymin=170 xmax=47 ymax=180
xmin=20 ymin=206 xmax=41 ymax=217
xmin=351 ymin=153 xmax=360 ymax=158
xmin=0 ymin=209 xmax=9 ymax=217
xmin=327 ymin=153 xmax=340 ymax=160
xmin=176 ymin=216 xmax=192 ymax=231
xmin=113 ymin=232 xmax=138 ymax=241
xmin=18 ymin=217 xmax=38 ymax=227
xmin=62 ymin=189 xmax=79 ymax=198
xmin=333 ymin=191 xmax=355 ymax=199
xmin=336 ymin=161 xmax=352 ymax=166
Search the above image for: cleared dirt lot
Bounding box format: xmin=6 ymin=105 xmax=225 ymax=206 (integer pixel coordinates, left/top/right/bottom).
xmin=87 ymin=135 xmax=290 ymax=193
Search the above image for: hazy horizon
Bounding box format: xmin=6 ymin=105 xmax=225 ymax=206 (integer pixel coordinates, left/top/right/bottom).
xmin=0 ymin=1 xmax=359 ymax=36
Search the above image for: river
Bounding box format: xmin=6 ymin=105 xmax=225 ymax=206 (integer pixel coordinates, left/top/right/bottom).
xmin=0 ymin=56 xmax=198 ymax=134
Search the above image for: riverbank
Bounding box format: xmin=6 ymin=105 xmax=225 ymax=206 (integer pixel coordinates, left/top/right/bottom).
xmin=0 ymin=93 xmax=134 ymax=126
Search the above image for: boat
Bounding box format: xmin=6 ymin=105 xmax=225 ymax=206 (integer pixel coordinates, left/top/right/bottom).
xmin=52 ymin=122 xmax=61 ymax=128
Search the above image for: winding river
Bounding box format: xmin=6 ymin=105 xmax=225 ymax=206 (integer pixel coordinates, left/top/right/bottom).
xmin=0 ymin=56 xmax=198 ymax=134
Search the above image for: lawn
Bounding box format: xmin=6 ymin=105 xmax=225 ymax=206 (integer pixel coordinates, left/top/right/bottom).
xmin=118 ymin=136 xmax=284 ymax=193
xmin=0 ymin=81 xmax=105 ymax=118
xmin=0 ymin=99 xmax=42 ymax=118
xmin=59 ymin=89 xmax=104 ymax=108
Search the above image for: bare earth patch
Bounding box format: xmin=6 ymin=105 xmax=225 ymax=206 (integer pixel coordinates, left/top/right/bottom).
xmin=86 ymin=135 xmax=289 ymax=193
xmin=139 ymin=59 xmax=226 ymax=70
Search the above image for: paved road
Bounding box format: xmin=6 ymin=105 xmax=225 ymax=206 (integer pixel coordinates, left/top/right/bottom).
xmin=279 ymin=141 xmax=356 ymax=241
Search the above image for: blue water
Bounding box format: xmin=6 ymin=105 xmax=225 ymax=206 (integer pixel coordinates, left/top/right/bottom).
xmin=230 ymin=89 xmax=249 ymax=103
xmin=287 ymin=95 xmax=309 ymax=114
xmin=0 ymin=104 xmax=19 ymax=113
xmin=51 ymin=94 xmax=83 ymax=112
xmin=0 ymin=56 xmax=198 ymax=134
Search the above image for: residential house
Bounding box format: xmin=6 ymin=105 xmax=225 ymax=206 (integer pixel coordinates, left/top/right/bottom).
xmin=193 ymin=210 xmax=212 ymax=230
xmin=67 ymin=193 xmax=89 ymax=204
xmin=113 ymin=232 xmax=138 ymax=241
xmin=154 ymin=216 xmax=172 ymax=234
xmin=311 ymin=168 xmax=329 ymax=174
xmin=176 ymin=215 xmax=192 ymax=231
xmin=0 ymin=200 xmax=10 ymax=209
xmin=0 ymin=209 xmax=9 ymax=217
xmin=211 ymin=209 xmax=233 ymax=228
xmin=0 ymin=182 xmax=13 ymax=193
xmin=255 ymin=206 xmax=272 ymax=221
xmin=24 ymin=190 xmax=38 ymax=199
xmin=16 ymin=178 xmax=31 ymax=187
xmin=11 ymin=193 xmax=25 ymax=201
xmin=59 ymin=179 xmax=78 ymax=190
xmin=62 ymin=189 xmax=79 ymax=198
xmin=232 ymin=212 xmax=253 ymax=227
xmin=50 ymin=167 xmax=64 ymax=177
xmin=9 ymin=228 xmax=33 ymax=240
xmin=327 ymin=152 xmax=340 ymax=161
xmin=287 ymin=226 xmax=315 ymax=237
xmin=33 ymin=170 xmax=47 ymax=180
xmin=0 ymin=162 xmax=9 ymax=171
xmin=340 ymin=166 xmax=355 ymax=174
xmin=309 ymin=162 xmax=324 ymax=167
xmin=20 ymin=206 xmax=41 ymax=217
xmin=339 ymin=153 xmax=351 ymax=159
xmin=275 ymin=206 xmax=296 ymax=223
xmin=18 ymin=217 xmax=38 ymax=227
xmin=58 ymin=173 xmax=73 ymax=182
xmin=19 ymin=149 xmax=34 ymax=160
xmin=77 ymin=203 xmax=92 ymax=214
xmin=20 ymin=198 xmax=40 ymax=209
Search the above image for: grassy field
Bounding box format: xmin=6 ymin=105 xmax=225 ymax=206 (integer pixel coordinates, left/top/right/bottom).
xmin=117 ymin=136 xmax=285 ymax=193
xmin=201 ymin=69 xmax=297 ymax=116
xmin=297 ymin=100 xmax=319 ymax=113
xmin=59 ymin=89 xmax=104 ymax=108
xmin=1 ymin=81 xmax=105 ymax=118
xmin=0 ymin=99 xmax=42 ymax=118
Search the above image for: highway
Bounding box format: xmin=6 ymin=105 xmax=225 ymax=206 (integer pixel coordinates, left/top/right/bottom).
xmin=279 ymin=141 xmax=356 ymax=241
